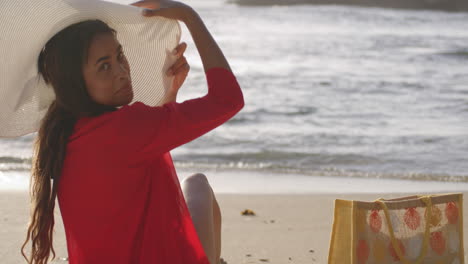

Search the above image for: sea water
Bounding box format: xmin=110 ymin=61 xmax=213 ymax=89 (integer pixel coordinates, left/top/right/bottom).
xmin=1 ymin=0 xmax=467 ymax=192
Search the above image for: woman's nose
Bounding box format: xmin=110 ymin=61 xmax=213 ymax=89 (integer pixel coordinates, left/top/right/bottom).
xmin=116 ymin=62 xmax=129 ymax=79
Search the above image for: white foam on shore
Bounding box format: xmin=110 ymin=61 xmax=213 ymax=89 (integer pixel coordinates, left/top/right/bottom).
xmin=177 ymin=169 xmax=468 ymax=194
xmin=4 ymin=169 xmax=468 ymax=194
xmin=0 ymin=171 xmax=30 ymax=191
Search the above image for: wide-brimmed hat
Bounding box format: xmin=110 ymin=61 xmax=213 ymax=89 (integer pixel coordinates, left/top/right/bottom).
xmin=0 ymin=0 xmax=181 ymax=138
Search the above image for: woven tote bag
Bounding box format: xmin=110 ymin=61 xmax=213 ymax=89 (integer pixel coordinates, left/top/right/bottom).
xmin=328 ymin=193 xmax=464 ymax=264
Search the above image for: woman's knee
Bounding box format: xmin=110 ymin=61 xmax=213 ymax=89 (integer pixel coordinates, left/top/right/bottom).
xmin=181 ymin=173 xmax=213 ymax=199
xmin=182 ymin=173 xmax=209 ymax=185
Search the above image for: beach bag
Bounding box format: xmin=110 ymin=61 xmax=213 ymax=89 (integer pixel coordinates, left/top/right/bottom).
xmin=328 ymin=193 xmax=464 ymax=264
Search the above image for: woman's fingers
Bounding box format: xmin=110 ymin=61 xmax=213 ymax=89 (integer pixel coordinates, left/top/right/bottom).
xmin=169 ymin=57 xmax=188 ymax=74
xmin=142 ymin=8 xmax=160 ymax=16
xmin=173 ymin=42 xmax=187 ymax=56
xmin=130 ymin=0 xmax=145 ymax=6
xmin=174 ymin=62 xmax=190 ymax=75
xmin=130 ymin=0 xmax=160 ymax=9
xmin=167 ymin=43 xmax=188 ymax=76
xmin=130 ymin=1 xmax=147 ymax=7
xmin=176 ymin=63 xmax=190 ymax=74
xmin=139 ymin=0 xmax=193 ymax=21
xmin=167 ymin=56 xmax=189 ymax=76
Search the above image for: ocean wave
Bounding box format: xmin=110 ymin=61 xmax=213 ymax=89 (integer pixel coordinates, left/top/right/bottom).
xmin=0 ymin=155 xmax=31 ymax=171
xmin=0 ymin=163 xmax=30 ymax=171
xmin=226 ymin=0 xmax=468 ymax=12
xmin=174 ymin=161 xmax=468 ymax=183
xmin=227 ymin=107 xmax=318 ymax=124
xmin=254 ymin=107 xmax=317 ymax=116
xmin=1 ymin=155 xmax=466 ymax=183
xmin=436 ymin=49 xmax=468 ymax=59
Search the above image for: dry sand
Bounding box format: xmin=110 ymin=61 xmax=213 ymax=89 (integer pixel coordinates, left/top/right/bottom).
xmin=1 ymin=191 xmax=467 ymax=263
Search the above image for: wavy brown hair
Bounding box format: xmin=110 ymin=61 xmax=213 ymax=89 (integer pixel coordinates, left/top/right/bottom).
xmin=21 ymin=20 xmax=118 ymax=264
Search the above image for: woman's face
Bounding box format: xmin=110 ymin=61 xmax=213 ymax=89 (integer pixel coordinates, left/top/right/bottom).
xmin=82 ymin=32 xmax=133 ymax=107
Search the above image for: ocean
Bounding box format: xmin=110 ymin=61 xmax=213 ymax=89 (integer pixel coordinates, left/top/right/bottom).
xmin=1 ymin=0 xmax=467 ymax=192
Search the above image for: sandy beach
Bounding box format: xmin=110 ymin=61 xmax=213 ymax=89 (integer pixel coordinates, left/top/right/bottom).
xmin=1 ymin=189 xmax=467 ymax=264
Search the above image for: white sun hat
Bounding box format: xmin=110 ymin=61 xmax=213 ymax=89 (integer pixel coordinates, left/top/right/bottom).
xmin=0 ymin=0 xmax=181 ymax=138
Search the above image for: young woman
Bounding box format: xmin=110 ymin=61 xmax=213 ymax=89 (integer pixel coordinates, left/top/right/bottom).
xmin=20 ymin=0 xmax=244 ymax=263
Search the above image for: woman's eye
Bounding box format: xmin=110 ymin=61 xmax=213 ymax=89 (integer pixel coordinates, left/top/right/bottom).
xmin=99 ymin=63 xmax=109 ymax=71
xmin=100 ymin=52 xmax=125 ymax=72
xmin=118 ymin=52 xmax=125 ymax=61
xmin=100 ymin=63 xmax=110 ymax=71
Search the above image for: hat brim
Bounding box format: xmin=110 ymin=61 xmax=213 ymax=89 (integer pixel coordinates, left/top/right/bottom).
xmin=0 ymin=0 xmax=181 ymax=137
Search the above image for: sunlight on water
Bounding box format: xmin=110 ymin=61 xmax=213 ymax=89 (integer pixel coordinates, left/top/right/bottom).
xmin=1 ymin=2 xmax=467 ymax=189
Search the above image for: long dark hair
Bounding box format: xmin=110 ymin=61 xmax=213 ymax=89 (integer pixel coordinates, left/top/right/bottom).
xmin=21 ymin=19 xmax=118 ymax=264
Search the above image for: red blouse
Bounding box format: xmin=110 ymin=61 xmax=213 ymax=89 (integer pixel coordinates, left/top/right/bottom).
xmin=57 ymin=67 xmax=244 ymax=264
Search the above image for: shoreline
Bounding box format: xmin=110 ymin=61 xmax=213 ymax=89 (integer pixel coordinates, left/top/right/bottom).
xmin=4 ymin=169 xmax=468 ymax=194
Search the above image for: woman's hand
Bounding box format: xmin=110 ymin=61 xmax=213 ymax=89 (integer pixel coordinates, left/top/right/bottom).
xmin=130 ymin=0 xmax=194 ymax=23
xmin=161 ymin=42 xmax=190 ymax=104
xmin=131 ymin=1 xmax=192 ymax=104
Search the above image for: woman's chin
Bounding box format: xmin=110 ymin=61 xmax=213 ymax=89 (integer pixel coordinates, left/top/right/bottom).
xmin=113 ymin=97 xmax=133 ymax=108
xmin=121 ymin=92 xmax=134 ymax=106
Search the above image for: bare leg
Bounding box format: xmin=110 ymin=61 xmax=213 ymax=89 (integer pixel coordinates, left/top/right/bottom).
xmin=181 ymin=173 xmax=222 ymax=264
xmin=211 ymin=187 xmax=222 ymax=263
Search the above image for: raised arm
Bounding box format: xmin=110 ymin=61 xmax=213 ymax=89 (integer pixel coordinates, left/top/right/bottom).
xmin=119 ymin=1 xmax=244 ymax=162
xmin=137 ymin=0 xmax=231 ymax=72
xmin=133 ymin=0 xmax=237 ymax=100
xmin=183 ymin=9 xmax=232 ymax=73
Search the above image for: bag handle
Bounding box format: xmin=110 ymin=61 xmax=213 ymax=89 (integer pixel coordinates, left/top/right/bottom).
xmin=375 ymin=195 xmax=433 ymax=264
xmin=378 ymin=195 xmax=420 ymax=201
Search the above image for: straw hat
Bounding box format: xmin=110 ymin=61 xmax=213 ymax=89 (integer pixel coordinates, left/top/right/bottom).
xmin=0 ymin=0 xmax=181 ymax=138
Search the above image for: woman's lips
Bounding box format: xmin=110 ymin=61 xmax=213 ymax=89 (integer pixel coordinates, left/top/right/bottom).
xmin=117 ymin=83 xmax=133 ymax=95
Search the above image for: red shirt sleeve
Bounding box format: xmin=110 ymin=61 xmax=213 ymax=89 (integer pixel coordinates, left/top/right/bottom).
xmin=117 ymin=67 xmax=244 ymax=164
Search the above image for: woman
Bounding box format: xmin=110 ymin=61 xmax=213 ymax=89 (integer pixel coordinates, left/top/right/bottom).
xmin=20 ymin=0 xmax=244 ymax=263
